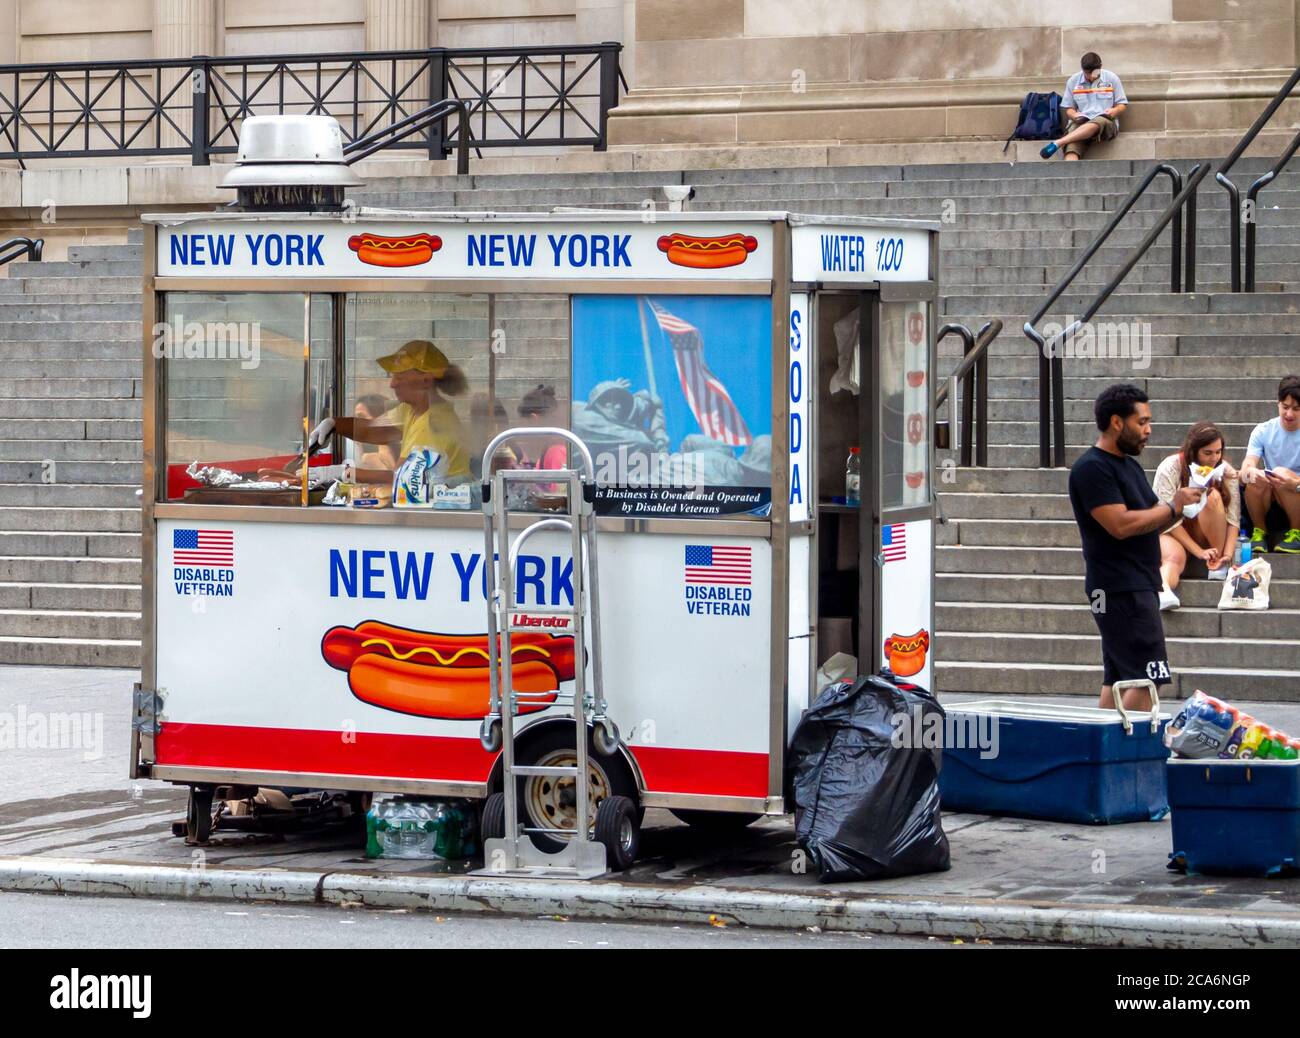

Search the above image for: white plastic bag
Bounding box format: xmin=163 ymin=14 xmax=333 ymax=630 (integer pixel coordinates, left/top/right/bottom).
xmin=815 ymin=652 xmax=857 ymax=693
xmin=829 ymin=311 xmax=860 ymax=395
xmin=1218 ymin=558 xmax=1270 ymax=610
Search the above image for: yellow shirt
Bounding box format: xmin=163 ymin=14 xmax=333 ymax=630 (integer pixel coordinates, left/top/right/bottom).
xmin=391 ymin=401 xmax=470 ymax=477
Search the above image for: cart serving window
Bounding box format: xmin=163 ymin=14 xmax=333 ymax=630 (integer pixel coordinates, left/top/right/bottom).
xmin=135 ymin=205 xmax=938 ymax=874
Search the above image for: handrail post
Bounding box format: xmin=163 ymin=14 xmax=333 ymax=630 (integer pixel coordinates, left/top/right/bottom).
xmin=596 ymin=42 xmax=620 ymax=152
xmin=427 ymin=47 xmax=447 ymax=161
xmin=1166 ymin=166 xmax=1183 ymax=293
xmin=1184 ymin=168 xmax=1198 ymax=293
xmin=1218 ymin=173 xmax=1242 ymax=292
xmin=976 ymin=323 xmax=990 ymax=468
xmin=455 ymin=101 xmax=469 ymax=175
xmin=190 ymin=56 xmax=210 ymax=166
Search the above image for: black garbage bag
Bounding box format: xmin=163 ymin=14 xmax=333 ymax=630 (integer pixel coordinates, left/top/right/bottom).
xmin=789 ymin=671 xmax=950 ymax=882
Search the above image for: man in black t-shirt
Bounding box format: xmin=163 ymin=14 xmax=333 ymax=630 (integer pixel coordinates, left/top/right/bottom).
xmin=1068 ymin=384 xmax=1205 ymax=710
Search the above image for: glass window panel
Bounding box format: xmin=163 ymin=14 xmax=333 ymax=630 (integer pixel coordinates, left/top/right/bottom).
xmin=880 ymin=300 xmax=929 ymax=509
xmin=571 ymin=294 xmax=773 ymax=518
xmin=162 ymin=292 xmax=314 ymax=501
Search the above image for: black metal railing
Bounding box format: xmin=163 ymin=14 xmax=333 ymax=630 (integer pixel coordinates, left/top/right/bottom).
xmin=0 ymin=236 xmax=41 ymax=265
xmin=343 ymin=98 xmax=470 ymax=175
xmin=1216 ymin=66 xmax=1300 ymax=292
xmin=1024 ymin=162 xmax=1205 ymax=467
xmin=0 ymin=43 xmax=622 ymax=167
xmin=935 ymin=320 xmax=1001 ymax=467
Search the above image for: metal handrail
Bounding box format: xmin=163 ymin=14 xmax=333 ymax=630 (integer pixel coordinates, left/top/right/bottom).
xmin=1216 ymin=66 xmax=1300 ymax=291
xmin=936 ymin=319 xmax=1001 ymax=468
xmin=1244 ymin=126 xmax=1300 ymax=291
xmin=1024 ymin=162 xmax=1203 ymax=467
xmin=344 ymin=98 xmax=471 ymax=174
xmin=0 ymin=236 xmax=41 ymax=265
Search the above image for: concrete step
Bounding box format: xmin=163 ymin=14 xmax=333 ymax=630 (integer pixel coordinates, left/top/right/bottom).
xmin=0 ymin=507 xmax=139 ymax=533
xmin=957 ymin=356 xmax=1291 ymax=380
xmin=938 ymin=571 xmax=1300 ymax=610
xmin=0 ymin=607 xmax=139 ymax=640
xmin=20 ymin=260 xmax=142 ymax=278
xmin=0 ymin=483 xmax=140 ymax=507
xmin=937 ymin=518 xmax=1080 ymax=548
xmin=967 ymin=399 xmax=1285 ymax=424
xmin=938 ymin=492 xmax=1074 ymax=521
xmin=0 ymin=398 xmax=141 ymax=420
xmin=937 ymin=544 xmax=1300 ymax=579
xmin=0 ymin=461 xmax=140 ymax=485
xmin=935 ymin=660 xmax=1300 ymax=701
xmin=981 ymin=375 xmax=1288 ymax=402
xmin=0 ymin=377 xmax=136 ymax=400
xmin=979 ymin=420 xmax=1258 ymax=447
xmin=0 ymin=361 xmax=141 ymax=379
xmin=0 ymin=440 xmax=140 ymax=462
xmin=0 ymin=582 xmax=141 ymax=611
xmin=938 ymin=601 xmax=1300 ymax=639
xmin=937 ymin=630 xmax=1300 ymax=670
xmin=0 ymin=419 xmax=140 ymax=440
xmin=0 ymin=635 xmax=140 ymax=668
xmin=0 ymin=531 xmax=140 ymax=558
xmin=0 ymin=555 xmax=140 ymax=583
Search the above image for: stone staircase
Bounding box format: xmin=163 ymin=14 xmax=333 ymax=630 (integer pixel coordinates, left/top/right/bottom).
xmin=4 ymin=155 xmax=1298 ymax=703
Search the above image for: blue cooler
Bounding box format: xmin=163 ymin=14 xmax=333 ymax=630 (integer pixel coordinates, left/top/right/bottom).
xmin=1168 ymin=758 xmax=1300 ymax=876
xmin=940 ymin=688 xmax=1171 ymax=825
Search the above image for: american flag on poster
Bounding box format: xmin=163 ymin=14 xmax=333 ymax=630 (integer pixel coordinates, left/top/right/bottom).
xmin=684 ymin=544 xmax=752 ymax=586
xmin=172 ymin=528 xmax=235 ymax=567
xmin=882 ymin=523 xmax=907 ymax=563
xmin=647 ymin=300 xmax=752 ymax=447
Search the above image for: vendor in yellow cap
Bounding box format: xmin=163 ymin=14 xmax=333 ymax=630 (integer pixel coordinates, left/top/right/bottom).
xmin=285 ymin=340 xmax=471 ymax=484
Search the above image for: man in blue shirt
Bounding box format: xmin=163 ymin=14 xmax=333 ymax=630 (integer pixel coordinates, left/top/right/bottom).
xmin=1041 ymin=52 xmax=1128 ymax=160
xmin=1242 ymin=375 xmax=1300 ymax=553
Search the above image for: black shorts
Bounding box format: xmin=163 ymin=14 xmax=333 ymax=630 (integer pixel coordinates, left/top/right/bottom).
xmin=1090 ymin=589 xmax=1171 ymax=687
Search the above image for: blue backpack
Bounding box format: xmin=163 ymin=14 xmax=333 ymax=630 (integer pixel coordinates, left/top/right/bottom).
xmin=1004 ymin=91 xmax=1061 ymax=151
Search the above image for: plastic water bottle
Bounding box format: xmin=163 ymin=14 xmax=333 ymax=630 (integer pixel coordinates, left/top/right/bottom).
xmin=846 ymin=447 xmax=861 ymax=506
xmin=1236 ymin=531 xmax=1252 ymax=567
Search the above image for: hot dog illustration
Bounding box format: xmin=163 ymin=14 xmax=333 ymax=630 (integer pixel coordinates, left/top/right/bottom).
xmin=347 ymin=232 xmax=442 ymax=268
xmin=657 ymin=231 xmax=758 ymax=269
xmin=883 ymin=629 xmax=930 ymax=678
xmin=321 ymin=621 xmax=575 ymax=720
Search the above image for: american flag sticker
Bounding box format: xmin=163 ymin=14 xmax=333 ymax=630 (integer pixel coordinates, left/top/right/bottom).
xmin=684 ymin=544 xmax=752 ymax=586
xmin=173 ymin=528 xmax=235 ymax=567
xmin=882 ymin=523 xmax=907 ymax=563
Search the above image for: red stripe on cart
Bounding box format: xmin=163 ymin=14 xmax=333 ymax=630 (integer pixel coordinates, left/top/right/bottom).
xmin=155 ymin=723 xmax=769 ymax=797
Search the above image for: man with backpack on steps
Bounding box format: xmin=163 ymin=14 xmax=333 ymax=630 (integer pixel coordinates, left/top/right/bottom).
xmin=1040 ymin=52 xmax=1128 ymax=161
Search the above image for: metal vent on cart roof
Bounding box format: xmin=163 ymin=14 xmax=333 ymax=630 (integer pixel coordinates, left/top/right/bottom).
xmin=220 ymin=115 xmax=363 ymax=211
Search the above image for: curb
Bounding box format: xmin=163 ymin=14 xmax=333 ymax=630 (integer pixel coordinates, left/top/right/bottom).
xmin=2 ymin=856 xmax=1298 ymax=948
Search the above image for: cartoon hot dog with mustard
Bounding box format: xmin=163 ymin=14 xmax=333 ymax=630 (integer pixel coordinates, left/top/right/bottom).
xmin=657 ymin=231 xmax=758 ymax=269
xmin=347 ymin=232 xmax=442 ymax=268
xmin=883 ymin=628 xmax=930 ymax=678
xmin=321 ymin=621 xmax=575 ymax=720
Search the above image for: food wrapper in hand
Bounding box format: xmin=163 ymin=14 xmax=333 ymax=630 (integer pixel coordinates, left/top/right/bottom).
xmin=1182 ymin=462 xmax=1226 ymax=519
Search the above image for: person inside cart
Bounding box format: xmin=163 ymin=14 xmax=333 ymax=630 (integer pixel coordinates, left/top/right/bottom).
xmin=354 ymin=393 xmax=396 ymax=473
xmin=261 ymin=340 xmax=471 ymax=485
xmin=1068 ymin=385 xmax=1205 ymax=711
xmin=1240 ymin=375 xmax=1300 ymax=554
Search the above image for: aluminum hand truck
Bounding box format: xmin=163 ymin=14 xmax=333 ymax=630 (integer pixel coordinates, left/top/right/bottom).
xmin=471 ymin=428 xmax=631 ymax=879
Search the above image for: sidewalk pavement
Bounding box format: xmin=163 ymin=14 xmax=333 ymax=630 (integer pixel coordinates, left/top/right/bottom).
xmin=2 ymin=666 xmax=1299 ymax=947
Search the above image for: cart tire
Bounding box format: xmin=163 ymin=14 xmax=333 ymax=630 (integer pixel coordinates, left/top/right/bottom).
xmin=595 ymin=795 xmax=639 ymax=871
xmin=481 ymin=792 xmax=507 ymax=843
xmin=669 ymin=809 xmax=762 ymax=831
xmin=512 ymin=726 xmax=637 ymax=854
xmin=186 ymin=785 xmax=215 ymax=844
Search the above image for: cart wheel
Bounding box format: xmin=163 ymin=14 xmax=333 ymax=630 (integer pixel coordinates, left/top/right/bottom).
xmin=186 ymin=785 xmax=215 ymax=844
xmin=479 ymin=716 xmax=502 ymax=753
xmin=595 ymin=795 xmax=639 ymax=871
xmin=514 ymin=726 xmax=637 ymax=854
xmin=593 ymin=716 xmax=620 ymax=757
xmin=669 ymin=809 xmax=762 ymax=831
xmin=481 ymin=792 xmax=506 ymax=843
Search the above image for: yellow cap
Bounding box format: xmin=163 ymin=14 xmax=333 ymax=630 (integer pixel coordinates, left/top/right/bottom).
xmin=376 ymin=340 xmax=449 ymax=377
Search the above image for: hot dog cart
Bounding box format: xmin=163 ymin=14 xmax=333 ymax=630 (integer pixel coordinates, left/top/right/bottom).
xmin=130 ymin=145 xmax=939 ymax=870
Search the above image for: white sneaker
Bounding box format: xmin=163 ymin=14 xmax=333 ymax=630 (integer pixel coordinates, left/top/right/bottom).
xmin=1159 ymin=588 xmax=1181 ymax=611
xmin=1207 ymin=566 xmax=1229 ymax=581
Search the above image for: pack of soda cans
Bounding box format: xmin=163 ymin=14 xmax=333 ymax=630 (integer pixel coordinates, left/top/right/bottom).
xmin=1166 ymin=690 xmax=1300 ymax=761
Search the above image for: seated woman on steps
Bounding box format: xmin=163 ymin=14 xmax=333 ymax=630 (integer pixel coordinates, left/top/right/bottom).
xmin=1152 ymin=420 xmax=1240 ymax=611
